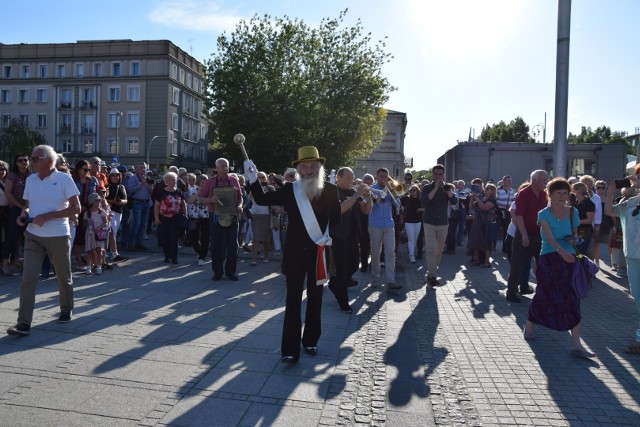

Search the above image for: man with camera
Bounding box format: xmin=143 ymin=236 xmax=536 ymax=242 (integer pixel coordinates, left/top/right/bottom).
xmin=420 ymin=164 xmax=458 ymax=287
xmin=496 ymin=175 xmax=516 ymax=254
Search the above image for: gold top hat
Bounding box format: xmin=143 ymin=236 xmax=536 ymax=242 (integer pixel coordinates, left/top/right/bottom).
xmin=292 ymin=146 xmax=325 ymax=166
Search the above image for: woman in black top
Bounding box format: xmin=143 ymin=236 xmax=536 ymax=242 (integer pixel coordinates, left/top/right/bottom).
xmin=571 ymin=182 xmax=595 ymax=255
xmin=106 ymin=169 xmax=128 ymax=262
xmin=401 ymin=184 xmax=423 ymax=263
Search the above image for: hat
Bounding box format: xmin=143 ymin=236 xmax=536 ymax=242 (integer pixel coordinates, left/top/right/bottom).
xmin=87 ymin=192 xmax=101 ymax=205
xmin=100 ymin=160 xmax=107 ymax=167
xmin=291 ymin=146 xmax=325 ymax=166
xmin=178 ymin=167 xmax=187 ymax=174
xmin=109 ymin=168 xmax=121 ymax=175
xmin=96 ymin=185 xmax=107 ymax=192
xmin=116 ymin=164 xmax=127 ymax=173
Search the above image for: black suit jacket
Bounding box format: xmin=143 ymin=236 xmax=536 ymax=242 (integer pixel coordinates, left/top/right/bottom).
xmin=249 ymin=180 xmax=341 ymax=277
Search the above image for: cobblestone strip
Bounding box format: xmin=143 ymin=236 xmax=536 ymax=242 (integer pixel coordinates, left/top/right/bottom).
xmin=405 ymin=266 xmax=483 ymax=426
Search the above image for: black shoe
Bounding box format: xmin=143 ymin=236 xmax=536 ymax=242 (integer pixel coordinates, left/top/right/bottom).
xmin=135 ymin=244 xmax=148 ymax=251
xmin=506 ymin=293 xmax=521 ymax=303
xmin=7 ymin=323 xmax=30 ymax=336
xmin=338 ymin=302 xmax=353 ymax=313
xmin=164 ymin=258 xmax=170 ymax=263
xmin=360 ymin=266 xmax=368 ymax=273
xmin=112 ymin=255 xmax=129 ymax=262
xmin=212 ymin=274 xmax=223 ymax=281
xmin=172 ymin=259 xmax=179 ymax=264
xmin=227 ymin=274 xmax=239 ymax=281
xmin=303 ymin=346 xmax=318 ymax=356
xmin=427 ymin=277 xmax=440 ymax=287
xmin=281 ymin=355 xmax=299 ymax=364
xmin=520 ymin=288 xmax=534 ymax=295
xmin=347 ymin=278 xmax=358 ymax=287
xmin=415 ymin=253 xmax=423 ymax=260
xmin=58 ymin=312 xmax=72 ymax=323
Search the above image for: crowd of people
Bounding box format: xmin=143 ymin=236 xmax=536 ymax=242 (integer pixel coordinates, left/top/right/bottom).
xmin=2 ymin=145 xmax=639 ymax=359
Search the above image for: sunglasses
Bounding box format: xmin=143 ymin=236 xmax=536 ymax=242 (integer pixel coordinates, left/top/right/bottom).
xmin=633 ymin=205 xmax=640 ymax=217
xmin=81 ymin=168 xmax=90 ymax=172
xmin=17 ymin=159 xmax=29 ymax=163
xmin=596 ymin=186 xmax=605 ymax=189
xmin=31 ymin=156 xmax=48 ymax=162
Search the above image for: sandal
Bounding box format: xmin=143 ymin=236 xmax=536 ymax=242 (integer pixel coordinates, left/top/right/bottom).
xmin=624 ymin=342 xmax=640 ymax=355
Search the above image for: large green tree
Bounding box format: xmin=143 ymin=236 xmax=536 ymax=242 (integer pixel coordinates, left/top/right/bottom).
xmin=204 ymin=10 xmax=395 ymax=172
xmin=568 ymin=125 xmax=629 ymax=152
xmin=0 ymin=119 xmax=46 ymax=161
xmin=479 ymin=116 xmax=531 ymax=142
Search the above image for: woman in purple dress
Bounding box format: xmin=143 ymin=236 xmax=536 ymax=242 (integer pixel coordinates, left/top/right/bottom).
xmin=524 ymin=178 xmax=596 ymax=359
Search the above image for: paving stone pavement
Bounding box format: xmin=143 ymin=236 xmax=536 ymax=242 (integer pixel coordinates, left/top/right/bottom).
xmin=0 ymin=237 xmax=638 ymax=426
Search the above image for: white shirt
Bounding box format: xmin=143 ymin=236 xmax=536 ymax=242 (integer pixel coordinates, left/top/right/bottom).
xmin=23 ymin=169 xmax=80 ymax=237
xmin=591 ymin=192 xmax=602 ymax=226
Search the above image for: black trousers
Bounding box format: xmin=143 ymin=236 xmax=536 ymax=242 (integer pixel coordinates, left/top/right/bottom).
xmin=211 ymin=219 xmax=239 ymax=276
xmin=282 ymin=263 xmax=324 ymax=358
xmin=506 ymin=230 xmax=541 ymax=295
xmin=189 ymin=217 xmax=210 ymax=260
xmin=158 ymin=216 xmax=179 ymax=261
xmin=445 ymin=215 xmax=460 ymax=252
xmin=358 ymin=223 xmax=370 ymax=270
xmin=329 ymin=239 xmax=350 ymax=306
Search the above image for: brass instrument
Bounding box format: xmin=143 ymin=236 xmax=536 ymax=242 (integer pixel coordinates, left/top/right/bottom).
xmin=387 ymin=177 xmax=408 ymax=198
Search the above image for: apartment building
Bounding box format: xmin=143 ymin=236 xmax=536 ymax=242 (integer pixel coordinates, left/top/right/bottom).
xmin=0 ymin=39 xmax=209 ymax=170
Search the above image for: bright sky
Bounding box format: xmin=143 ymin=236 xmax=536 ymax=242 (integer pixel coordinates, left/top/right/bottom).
xmin=2 ymin=0 xmax=638 ymax=170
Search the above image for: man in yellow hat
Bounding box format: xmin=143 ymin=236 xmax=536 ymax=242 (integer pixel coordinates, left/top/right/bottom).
xmin=245 ymin=146 xmax=341 ymax=363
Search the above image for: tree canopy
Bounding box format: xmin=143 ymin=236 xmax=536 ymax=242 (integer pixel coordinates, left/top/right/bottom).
xmin=479 ymin=116 xmax=531 ymax=142
xmin=568 ymin=125 xmax=628 ymax=149
xmin=0 ymin=119 xmax=46 ymax=162
xmin=204 ymin=9 xmax=395 ymax=173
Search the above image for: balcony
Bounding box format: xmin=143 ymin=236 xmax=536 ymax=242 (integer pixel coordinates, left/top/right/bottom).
xmin=59 ymin=125 xmax=72 ymax=134
xmin=81 ymin=101 xmax=95 ymax=109
xmin=81 ymin=127 xmax=95 ymax=135
xmin=59 ymin=102 xmax=72 ymax=109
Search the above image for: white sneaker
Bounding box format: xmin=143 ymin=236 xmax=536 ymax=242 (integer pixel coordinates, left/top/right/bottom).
xmin=197 ymin=258 xmax=205 ymax=266
xmin=96 ymin=267 xmax=102 ymax=275
xmin=410 ymin=255 xmax=416 ymax=263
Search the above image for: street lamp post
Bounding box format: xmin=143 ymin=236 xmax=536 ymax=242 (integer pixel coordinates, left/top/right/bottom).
xmin=531 ymin=113 xmax=547 ymax=143
xmin=146 ymin=135 xmax=167 ymax=167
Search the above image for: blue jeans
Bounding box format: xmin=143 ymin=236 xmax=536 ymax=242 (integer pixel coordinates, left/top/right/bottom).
xmin=128 ymin=200 xmax=150 ymax=247
xmin=627 ymin=257 xmax=640 ymax=342
xmin=211 ymin=217 xmax=239 ymax=276
xmin=456 ymin=209 xmax=468 ymax=245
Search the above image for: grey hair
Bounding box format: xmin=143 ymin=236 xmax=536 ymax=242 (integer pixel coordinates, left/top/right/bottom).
xmin=33 ymin=144 xmax=57 ymax=160
xmin=163 ymin=171 xmax=178 ymax=183
xmin=530 ymin=169 xmax=548 ymax=182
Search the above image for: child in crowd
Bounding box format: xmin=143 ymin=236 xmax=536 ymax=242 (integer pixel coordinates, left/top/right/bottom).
xmin=84 ymin=193 xmax=109 ymax=275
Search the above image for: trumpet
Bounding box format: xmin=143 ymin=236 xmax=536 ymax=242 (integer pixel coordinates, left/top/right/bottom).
xmin=386 ymin=177 xmax=408 ymax=197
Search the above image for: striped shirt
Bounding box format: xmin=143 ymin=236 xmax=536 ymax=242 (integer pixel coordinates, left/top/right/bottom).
xmin=496 ymin=185 xmax=515 ymax=210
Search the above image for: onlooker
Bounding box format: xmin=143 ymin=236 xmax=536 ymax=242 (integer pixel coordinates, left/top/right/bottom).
xmin=2 ymin=154 xmax=31 ymax=274
xmin=154 ymin=171 xmax=187 ymax=264
xmin=88 ymin=156 xmax=108 ymax=189
xmin=0 ymin=161 xmax=10 ymax=275
xmin=594 ymin=180 xmax=612 ymax=265
xmin=505 ymin=170 xmax=549 ymax=303
xmin=455 ymin=180 xmax=470 ymax=247
xmin=496 ymin=175 xmax=516 ymax=253
xmin=468 ymin=183 xmax=497 ymax=268
xmin=571 ymin=182 xmax=595 ymax=256
xmin=126 ymin=162 xmax=153 ymax=252
xmin=401 ymin=184 xmax=423 ymax=262
xmin=83 ymin=192 xmax=109 ymax=275
xmin=605 ymin=167 xmax=640 ymax=354
xmin=420 ymin=164 xmax=458 ymax=286
xmin=7 ymin=145 xmax=80 ymax=336
xmin=524 ymin=178 xmax=595 ymax=359
xmin=105 ymin=168 xmax=128 ymax=263
xmin=248 ymin=172 xmax=273 ymax=265
xmin=186 ymin=174 xmax=210 ymax=265
xmin=580 ymin=175 xmax=601 ymax=259
xmin=71 ymin=160 xmax=98 ymax=272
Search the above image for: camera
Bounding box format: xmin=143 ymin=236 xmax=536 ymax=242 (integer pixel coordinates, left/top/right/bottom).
xmin=614 ymin=178 xmax=631 ymax=189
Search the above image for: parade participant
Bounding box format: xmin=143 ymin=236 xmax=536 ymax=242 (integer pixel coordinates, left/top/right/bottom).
xmin=328 ymin=167 xmax=370 ymax=313
xmin=7 ymin=145 xmax=80 ymax=336
xmin=358 ymin=173 xmax=374 ymax=272
xmin=401 ymin=184 xmax=423 ymax=262
xmin=244 ymin=146 xmax=341 ymax=363
xmin=199 ymin=158 xmax=243 ymax=281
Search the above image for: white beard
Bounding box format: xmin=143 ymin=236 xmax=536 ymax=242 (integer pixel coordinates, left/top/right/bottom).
xmin=300 ymin=166 xmax=326 ymax=200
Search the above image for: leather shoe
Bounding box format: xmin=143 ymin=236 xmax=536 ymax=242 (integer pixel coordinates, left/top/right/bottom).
xmin=347 ymin=279 xmax=358 ymax=287
xmin=303 ymin=346 xmax=317 ymax=356
xmin=212 ymin=274 xmax=223 ymax=281
xmin=360 ymin=266 xmax=368 ymax=273
xmin=281 ymin=355 xmax=299 ymax=364
xmin=506 ymin=293 xmax=521 ymax=303
xmin=338 ymin=302 xmax=353 ymax=313
xmin=520 ymin=288 xmax=534 ymax=295
xmin=227 ymin=274 xmax=239 ymax=281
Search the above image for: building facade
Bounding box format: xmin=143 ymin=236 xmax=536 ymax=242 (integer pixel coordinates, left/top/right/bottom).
xmin=353 ymin=109 xmax=407 ymax=179
xmin=0 ymin=39 xmax=208 ymax=170
xmin=438 ymin=141 xmax=628 ymax=185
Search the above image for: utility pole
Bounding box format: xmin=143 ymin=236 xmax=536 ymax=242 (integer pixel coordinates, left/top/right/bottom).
xmin=553 ymin=0 xmax=571 ymax=178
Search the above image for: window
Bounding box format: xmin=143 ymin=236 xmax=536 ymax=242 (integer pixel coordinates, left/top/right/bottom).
xmin=112 ymin=62 xmax=121 ymax=77
xmin=171 ymin=113 xmax=179 ymax=130
xmin=107 ymin=139 xmax=117 ymax=154
xmin=93 ymin=63 xmax=102 ymax=77
xmin=82 ymin=88 xmax=94 ymax=107
xmin=126 ymin=111 xmax=139 ymax=128
xmin=186 ymin=72 xmax=192 ymax=88
xmin=171 ymin=135 xmax=178 ymax=155
xmin=82 ymin=114 xmax=94 ymax=133
xmin=1 ymin=114 xmax=11 ymax=128
xmin=83 ymin=140 xmax=94 ymax=153
xmin=201 ymin=123 xmax=206 ymax=140
xmin=19 ymin=113 xmax=28 ymax=126
xmin=108 ymin=87 xmax=120 ymax=101
xmin=127 ymin=138 xmax=139 ymax=154
xmin=127 ymin=85 xmax=140 ymax=102
xmin=60 ymin=113 xmax=71 ymax=131
xmin=179 ymin=68 xmax=185 ymax=84
xmin=0 ymin=89 xmax=11 ymax=103
xmin=39 ymin=64 xmax=47 ymax=78
xmin=21 ymin=65 xmax=30 ymax=78
xmin=3 ymin=65 xmax=12 ymax=79
xmin=75 ymin=63 xmax=84 ymax=78
xmin=170 ymin=62 xmax=178 ymax=79
xmin=61 ymin=139 xmax=72 ymax=152
xmin=37 ymin=113 xmax=47 ymax=128
xmin=57 ymin=64 xmax=65 ymax=78
xmin=60 ymin=88 xmax=72 ymax=107
xmin=172 ymin=87 xmax=180 ymax=105
xmin=36 ymin=88 xmax=47 ymax=103
xmin=19 ymin=89 xmax=29 ymax=103
xmin=131 ymin=62 xmax=140 ymax=76
xmin=107 ymin=112 xmax=121 ymax=128
xmin=200 ymin=147 xmax=206 ymax=161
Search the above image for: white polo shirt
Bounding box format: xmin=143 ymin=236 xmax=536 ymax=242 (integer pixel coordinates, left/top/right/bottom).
xmin=23 ymin=169 xmax=80 ymax=238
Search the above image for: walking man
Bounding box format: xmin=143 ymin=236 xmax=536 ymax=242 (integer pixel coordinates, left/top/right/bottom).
xmin=7 ymin=145 xmax=80 ymax=336
xmin=126 ymin=162 xmax=153 ymax=251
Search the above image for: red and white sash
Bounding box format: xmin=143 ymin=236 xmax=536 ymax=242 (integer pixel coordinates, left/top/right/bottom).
xmin=293 ymin=181 xmax=331 ymax=285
